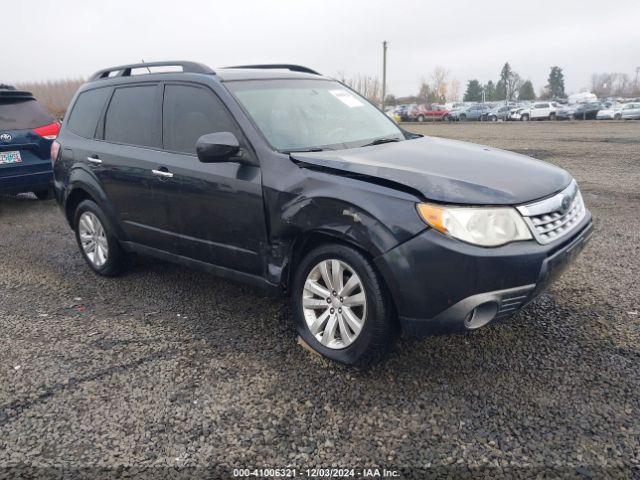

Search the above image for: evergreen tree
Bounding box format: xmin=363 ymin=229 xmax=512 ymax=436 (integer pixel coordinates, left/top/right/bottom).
xmin=463 ymin=79 xmax=483 ymax=102
xmin=483 ymin=80 xmax=496 ymax=101
xmin=495 ymin=80 xmax=506 ymax=101
xmin=496 ymin=62 xmax=522 ymax=101
xmin=518 ymin=80 xmax=536 ymax=101
xmin=546 ymin=66 xmax=566 ymax=98
xmin=495 ymin=62 xmax=512 ymax=100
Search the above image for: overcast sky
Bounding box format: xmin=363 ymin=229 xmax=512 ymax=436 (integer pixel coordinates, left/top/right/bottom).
xmin=5 ymin=0 xmax=640 ymax=96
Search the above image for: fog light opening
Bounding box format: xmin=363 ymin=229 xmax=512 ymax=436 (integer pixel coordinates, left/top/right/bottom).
xmin=464 ymin=302 xmax=499 ymax=330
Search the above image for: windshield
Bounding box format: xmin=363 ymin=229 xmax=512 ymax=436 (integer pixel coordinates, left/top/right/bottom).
xmin=226 ymin=79 xmax=404 ymax=152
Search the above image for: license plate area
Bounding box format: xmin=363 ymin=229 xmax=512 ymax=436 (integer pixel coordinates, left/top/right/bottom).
xmin=0 ymin=151 xmax=22 ymax=165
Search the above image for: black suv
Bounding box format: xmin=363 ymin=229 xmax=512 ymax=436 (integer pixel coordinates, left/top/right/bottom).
xmin=53 ymin=61 xmax=593 ymax=364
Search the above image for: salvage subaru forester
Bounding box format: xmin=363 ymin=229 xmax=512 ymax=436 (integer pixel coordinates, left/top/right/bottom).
xmin=52 ymin=61 xmax=593 ymax=364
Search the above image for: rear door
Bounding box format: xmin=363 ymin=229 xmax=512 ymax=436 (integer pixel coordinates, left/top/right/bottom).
xmin=88 ymin=84 xmax=172 ymax=250
xmin=0 ymin=93 xmax=57 ymax=189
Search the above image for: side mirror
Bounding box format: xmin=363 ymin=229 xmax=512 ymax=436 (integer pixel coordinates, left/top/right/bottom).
xmin=196 ymin=132 xmax=240 ymax=163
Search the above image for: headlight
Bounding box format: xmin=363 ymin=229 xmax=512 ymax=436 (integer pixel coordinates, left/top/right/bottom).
xmin=416 ymin=203 xmax=532 ymax=247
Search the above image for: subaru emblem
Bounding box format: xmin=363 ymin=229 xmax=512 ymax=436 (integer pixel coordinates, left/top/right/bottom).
xmin=560 ymin=195 xmax=571 ymax=213
xmin=0 ymin=133 xmax=12 ymax=142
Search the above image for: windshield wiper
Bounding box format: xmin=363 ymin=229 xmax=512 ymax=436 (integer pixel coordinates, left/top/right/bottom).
xmin=283 ymin=147 xmax=334 ymax=154
xmin=361 ymin=137 xmax=402 ymax=147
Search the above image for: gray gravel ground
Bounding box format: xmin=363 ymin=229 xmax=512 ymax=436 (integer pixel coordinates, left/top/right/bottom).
xmin=0 ymin=121 xmax=639 ymax=479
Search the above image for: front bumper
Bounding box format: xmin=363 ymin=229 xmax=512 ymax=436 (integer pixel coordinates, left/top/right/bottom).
xmin=375 ymin=214 xmax=593 ymax=338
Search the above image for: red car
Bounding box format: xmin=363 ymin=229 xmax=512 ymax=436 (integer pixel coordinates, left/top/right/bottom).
xmin=408 ymin=104 xmax=450 ymax=122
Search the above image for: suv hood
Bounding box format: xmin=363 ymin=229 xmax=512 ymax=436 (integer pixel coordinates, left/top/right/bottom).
xmin=292 ymin=137 xmax=572 ymax=205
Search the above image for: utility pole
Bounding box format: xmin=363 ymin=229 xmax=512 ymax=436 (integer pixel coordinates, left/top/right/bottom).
xmin=381 ymin=41 xmax=388 ymax=110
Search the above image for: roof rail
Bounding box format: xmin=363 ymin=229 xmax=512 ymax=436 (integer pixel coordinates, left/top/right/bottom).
xmin=224 ymin=64 xmax=321 ymax=75
xmin=89 ymin=61 xmax=214 ymax=81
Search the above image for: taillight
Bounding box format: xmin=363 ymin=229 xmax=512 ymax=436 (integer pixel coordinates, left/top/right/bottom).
xmin=50 ymin=140 xmax=61 ymax=164
xmin=33 ymin=122 xmax=60 ymax=140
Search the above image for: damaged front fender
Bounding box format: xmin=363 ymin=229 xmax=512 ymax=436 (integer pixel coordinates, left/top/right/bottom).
xmin=261 ymin=159 xmax=427 ymax=289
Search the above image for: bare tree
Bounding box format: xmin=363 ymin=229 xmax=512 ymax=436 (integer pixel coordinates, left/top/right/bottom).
xmin=447 ymin=79 xmax=461 ymax=101
xmin=417 ymin=77 xmax=431 ymax=103
xmin=591 ymin=72 xmax=636 ymax=97
xmin=339 ymin=73 xmax=381 ymax=105
xmin=431 ymin=66 xmax=449 ymax=103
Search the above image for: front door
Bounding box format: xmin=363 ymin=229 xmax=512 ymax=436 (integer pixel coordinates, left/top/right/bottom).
xmin=150 ymin=83 xmax=267 ymax=276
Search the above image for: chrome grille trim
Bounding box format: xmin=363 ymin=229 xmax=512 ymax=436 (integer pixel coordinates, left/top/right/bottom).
xmin=517 ymin=180 xmax=586 ymax=245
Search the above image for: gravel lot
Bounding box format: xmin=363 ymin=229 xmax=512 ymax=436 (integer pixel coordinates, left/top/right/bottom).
xmin=1 ymin=121 xmax=638 ymax=478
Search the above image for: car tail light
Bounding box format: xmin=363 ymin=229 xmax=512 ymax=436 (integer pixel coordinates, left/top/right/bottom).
xmin=33 ymin=122 xmax=60 ymax=140
xmin=50 ymin=140 xmax=61 ymax=164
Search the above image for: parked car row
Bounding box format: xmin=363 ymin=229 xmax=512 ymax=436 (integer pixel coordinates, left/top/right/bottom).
xmin=403 ymin=100 xmax=640 ymax=123
xmin=387 ymin=103 xmax=451 ymax=122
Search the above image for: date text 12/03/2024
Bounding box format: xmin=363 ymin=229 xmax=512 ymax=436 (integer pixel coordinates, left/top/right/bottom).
xmin=232 ymin=468 xmax=401 ymax=478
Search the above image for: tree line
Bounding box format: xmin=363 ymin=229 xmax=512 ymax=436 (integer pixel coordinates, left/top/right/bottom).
xmin=462 ymin=64 xmax=565 ymax=102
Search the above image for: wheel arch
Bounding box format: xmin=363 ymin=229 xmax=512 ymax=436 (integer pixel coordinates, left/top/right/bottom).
xmin=284 ymin=228 xmax=399 ymax=322
xmin=64 ymin=169 xmax=127 ymax=240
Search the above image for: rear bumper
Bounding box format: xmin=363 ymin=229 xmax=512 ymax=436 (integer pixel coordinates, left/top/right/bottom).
xmin=375 ymin=215 xmax=593 ymax=338
xmin=0 ymin=170 xmax=52 ymax=194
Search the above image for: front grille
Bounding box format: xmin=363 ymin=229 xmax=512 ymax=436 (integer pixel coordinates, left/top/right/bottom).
xmin=517 ymin=180 xmax=586 ymax=245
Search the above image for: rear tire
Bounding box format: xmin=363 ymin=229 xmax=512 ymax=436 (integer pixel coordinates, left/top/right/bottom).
xmin=459 ymin=114 xmax=466 ymax=122
xmin=34 ymin=188 xmax=51 ymax=200
xmin=73 ymin=199 xmax=127 ymax=276
xmin=549 ymin=113 xmax=556 ymax=121
xmin=292 ymin=243 xmax=395 ymax=365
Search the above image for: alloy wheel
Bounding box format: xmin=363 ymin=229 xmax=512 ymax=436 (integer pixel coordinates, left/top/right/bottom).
xmin=302 ymin=259 xmax=367 ymax=349
xmin=78 ymin=211 xmax=109 ymax=267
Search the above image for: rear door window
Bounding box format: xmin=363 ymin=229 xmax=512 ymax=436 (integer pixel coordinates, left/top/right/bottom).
xmin=67 ymin=87 xmax=111 ymax=138
xmin=162 ymin=84 xmax=239 ymax=155
xmin=0 ymin=99 xmax=53 ymax=130
xmin=104 ymin=85 xmax=159 ymax=147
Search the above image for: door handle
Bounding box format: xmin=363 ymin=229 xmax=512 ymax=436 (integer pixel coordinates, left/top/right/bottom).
xmin=86 ymin=156 xmax=102 ymax=165
xmin=152 ymin=169 xmax=174 ymax=179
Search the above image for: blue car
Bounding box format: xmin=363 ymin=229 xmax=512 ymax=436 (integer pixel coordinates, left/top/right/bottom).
xmin=0 ymin=87 xmax=59 ymax=199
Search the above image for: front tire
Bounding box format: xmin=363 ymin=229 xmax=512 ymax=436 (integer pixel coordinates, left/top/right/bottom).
xmin=292 ymin=243 xmax=395 ymax=365
xmin=459 ymin=114 xmax=466 ymax=122
xmin=521 ymin=114 xmax=529 ymax=121
xmin=73 ymin=200 xmax=127 ymax=276
xmin=417 ymin=115 xmax=425 ymax=122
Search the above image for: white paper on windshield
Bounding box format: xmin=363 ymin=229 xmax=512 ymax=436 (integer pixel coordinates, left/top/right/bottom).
xmin=330 ymin=90 xmax=364 ymax=107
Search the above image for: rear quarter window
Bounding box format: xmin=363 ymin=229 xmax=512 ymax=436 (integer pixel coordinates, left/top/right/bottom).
xmin=0 ymin=99 xmax=53 ymax=130
xmin=67 ymin=87 xmax=111 ymax=138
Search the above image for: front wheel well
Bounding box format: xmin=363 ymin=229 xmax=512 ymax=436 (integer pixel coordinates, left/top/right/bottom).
xmin=284 ymin=230 xmax=398 ymax=319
